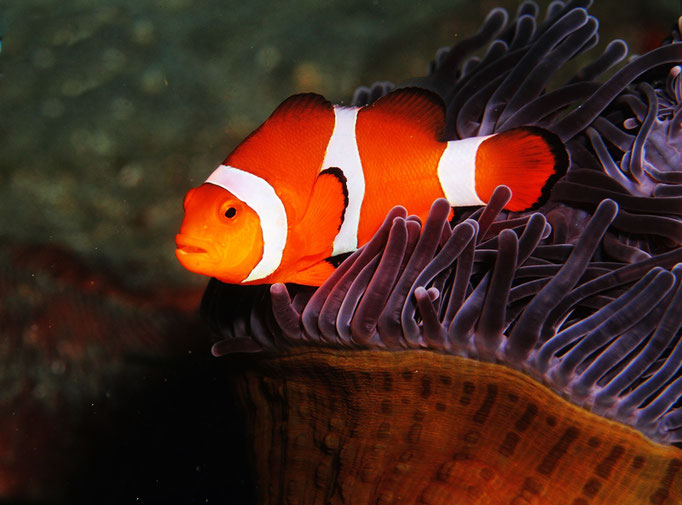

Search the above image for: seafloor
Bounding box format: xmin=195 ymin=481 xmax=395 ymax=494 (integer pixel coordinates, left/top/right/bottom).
xmin=0 ymin=0 xmax=679 ymax=504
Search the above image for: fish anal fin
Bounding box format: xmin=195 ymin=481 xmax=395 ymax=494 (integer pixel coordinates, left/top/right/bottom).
xmin=475 ymin=126 xmax=568 ymax=212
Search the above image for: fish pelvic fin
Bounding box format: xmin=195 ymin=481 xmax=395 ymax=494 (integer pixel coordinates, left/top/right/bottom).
xmin=475 ymin=127 xmax=568 ymax=211
xmin=281 ymin=260 xmax=337 ymax=286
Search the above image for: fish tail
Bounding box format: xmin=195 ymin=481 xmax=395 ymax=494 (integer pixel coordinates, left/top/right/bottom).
xmin=475 ymin=127 xmax=568 ymax=211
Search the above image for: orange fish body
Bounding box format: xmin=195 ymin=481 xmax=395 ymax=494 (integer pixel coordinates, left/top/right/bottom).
xmin=176 ymin=88 xmax=568 ymax=286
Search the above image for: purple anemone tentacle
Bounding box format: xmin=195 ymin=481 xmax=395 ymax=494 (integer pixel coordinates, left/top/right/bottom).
xmin=504 ymin=199 xmax=619 ymax=363
xmin=594 ymin=303 xmax=682 ymax=414
xmin=607 ymin=266 xmax=682 ymax=416
xmin=591 ymin=117 xmax=635 ymax=151
xmin=496 ymin=14 xmax=598 ymax=128
xmin=432 ymin=7 xmax=508 ymax=88
xmin=447 ymin=53 xmax=523 ymax=137
xmin=563 ymin=168 xmax=632 ymax=194
xmin=654 ymin=184 xmax=682 ymax=197
xmin=270 ymin=283 xmax=305 ymax=343
xmin=543 ymin=1 xmax=566 ymax=22
xmin=501 ymin=81 xmax=601 ymax=130
xmin=602 ymin=233 xmax=651 ymax=263
xmin=479 ymin=8 xmax=590 ymax=134
xmin=638 ymin=375 xmax=682 ymax=434
xmin=351 ymin=81 xmax=394 ymax=107
xmin=442 ymin=222 xmax=478 ymax=327
xmin=317 ymin=251 xmax=382 ymax=345
xmin=400 ymin=220 xmax=477 ymax=345
xmin=619 ymin=93 xmax=649 ymax=122
xmin=328 ymin=254 xmax=382 ymax=346
xmin=661 ymin=410 xmax=682 ymax=443
xmin=474 ymin=229 xmax=519 ymax=360
xmin=611 ymin=209 xmax=682 ymax=243
xmin=475 ymin=186 xmax=513 ymax=241
xmin=547 ymin=268 xmax=675 ymax=388
xmin=508 ymin=14 xmax=536 ymax=51
xmin=210 ymin=336 xmax=264 ymax=356
xmin=415 ymin=286 xmax=448 ymax=350
xmin=585 ymin=128 xmax=638 ymax=190
xmin=349 ymin=217 xmax=409 ymax=347
xmin=302 ymin=206 xmax=407 ymax=342
xmin=517 ymin=213 xmax=549 ymax=263
xmin=571 ymin=39 xmax=628 ymax=83
xmin=532 ymin=244 xmax=575 ymax=262
xmin=448 ymin=273 xmax=490 ymax=351
xmin=550 ymin=181 xmax=682 ymax=216
xmin=508 ymin=277 xmax=552 ymax=304
xmin=516 ymin=0 xmax=539 ymax=19
xmin=648 ymin=167 xmax=682 ymax=185
xmin=378 ymin=199 xmax=451 ymax=347
xmin=536 ymin=0 xmax=592 ymax=31
xmin=461 ymin=57 xmax=481 ymax=78
xmin=668 ymin=103 xmax=682 ymax=140
xmin=573 ymin=290 xmax=676 ymax=400
xmin=555 ymin=43 xmax=682 ymax=141
xmin=629 ymin=83 xmax=659 ymax=183
xmin=300 ymin=248 xmax=361 ymax=344
xmin=455 ymin=75 xmax=508 ymax=138
xmin=540 ymin=248 xmax=682 ymax=340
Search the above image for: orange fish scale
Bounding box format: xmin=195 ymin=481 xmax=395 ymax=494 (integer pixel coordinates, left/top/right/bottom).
xmin=231 ymin=349 xmax=682 ymax=505
xmin=355 ymin=110 xmax=447 ymax=246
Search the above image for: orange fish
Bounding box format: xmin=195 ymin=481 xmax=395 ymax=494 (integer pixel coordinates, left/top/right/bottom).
xmin=176 ymin=88 xmax=568 ymax=286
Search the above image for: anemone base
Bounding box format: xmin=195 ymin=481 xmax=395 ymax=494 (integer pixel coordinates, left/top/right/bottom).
xmin=230 ymin=349 xmax=682 ymax=505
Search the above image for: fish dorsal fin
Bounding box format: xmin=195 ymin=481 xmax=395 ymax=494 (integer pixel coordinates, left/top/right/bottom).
xmin=224 ymin=93 xmax=336 ymax=218
xmin=267 ymin=93 xmax=333 ymax=124
xmin=362 ymin=87 xmax=446 ymax=139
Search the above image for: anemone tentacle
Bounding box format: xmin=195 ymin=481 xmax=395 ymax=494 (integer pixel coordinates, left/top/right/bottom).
xmin=209 ymin=191 xmax=682 ymax=445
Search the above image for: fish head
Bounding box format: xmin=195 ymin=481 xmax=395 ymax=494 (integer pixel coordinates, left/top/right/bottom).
xmin=175 ymin=183 xmax=264 ymax=283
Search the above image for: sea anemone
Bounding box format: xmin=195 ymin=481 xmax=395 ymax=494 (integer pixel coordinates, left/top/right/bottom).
xmin=203 ymin=2 xmax=682 ymax=503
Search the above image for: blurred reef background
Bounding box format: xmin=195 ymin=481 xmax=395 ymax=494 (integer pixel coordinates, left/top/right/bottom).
xmin=0 ymin=0 xmax=679 ymax=503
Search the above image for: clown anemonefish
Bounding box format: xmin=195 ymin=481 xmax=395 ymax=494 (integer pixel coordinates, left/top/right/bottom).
xmin=176 ymin=87 xmax=568 ymax=286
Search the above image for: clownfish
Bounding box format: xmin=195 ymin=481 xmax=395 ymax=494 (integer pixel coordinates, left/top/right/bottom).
xmin=176 ymin=87 xmax=568 ymax=286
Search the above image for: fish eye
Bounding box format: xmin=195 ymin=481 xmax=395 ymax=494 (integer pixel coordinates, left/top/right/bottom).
xmin=219 ymin=201 xmax=241 ymax=222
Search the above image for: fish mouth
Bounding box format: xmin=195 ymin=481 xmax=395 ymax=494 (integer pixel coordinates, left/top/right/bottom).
xmin=175 ymin=234 xmax=214 ymax=258
xmin=178 ymin=244 xmax=207 ymax=254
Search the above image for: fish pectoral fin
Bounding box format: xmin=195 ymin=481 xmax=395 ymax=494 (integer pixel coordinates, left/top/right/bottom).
xmin=293 ymin=167 xmax=348 ymax=258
